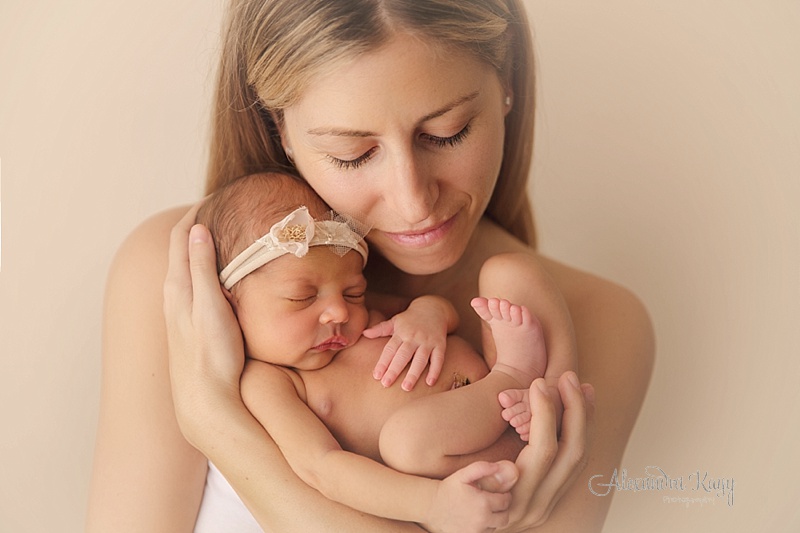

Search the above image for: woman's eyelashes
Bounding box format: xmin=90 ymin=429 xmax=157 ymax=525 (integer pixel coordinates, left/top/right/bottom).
xmin=422 ymin=122 xmax=471 ymax=149
xmin=326 ymin=122 xmax=472 ymax=170
xmin=328 ymin=148 xmax=376 ymax=170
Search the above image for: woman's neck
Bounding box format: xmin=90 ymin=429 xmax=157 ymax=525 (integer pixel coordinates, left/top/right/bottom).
xmin=367 ymin=217 xmax=518 ymax=300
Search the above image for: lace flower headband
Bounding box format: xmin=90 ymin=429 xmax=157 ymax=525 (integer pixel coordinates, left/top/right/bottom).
xmin=219 ymin=206 xmax=369 ymax=290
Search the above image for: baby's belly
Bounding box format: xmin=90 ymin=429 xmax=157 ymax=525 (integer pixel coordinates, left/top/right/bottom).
xmin=298 ymin=335 xmax=488 ymax=461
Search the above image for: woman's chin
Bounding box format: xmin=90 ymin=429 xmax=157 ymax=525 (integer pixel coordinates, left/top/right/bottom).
xmin=377 ymin=246 xmax=464 ymax=276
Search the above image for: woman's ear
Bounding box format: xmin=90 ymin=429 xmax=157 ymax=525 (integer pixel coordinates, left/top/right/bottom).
xmin=503 ymin=92 xmax=513 ymax=116
xmin=270 ymin=109 xmax=294 ymax=163
xmin=283 ymin=145 xmax=295 ymax=163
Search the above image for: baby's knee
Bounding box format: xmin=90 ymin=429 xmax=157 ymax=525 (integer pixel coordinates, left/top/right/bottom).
xmin=379 ymin=412 xmax=442 ymax=477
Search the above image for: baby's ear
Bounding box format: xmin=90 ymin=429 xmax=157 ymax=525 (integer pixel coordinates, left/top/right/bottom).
xmin=222 ymin=286 xmax=238 ymax=314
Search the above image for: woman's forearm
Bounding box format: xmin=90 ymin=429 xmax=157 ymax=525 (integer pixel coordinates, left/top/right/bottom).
xmin=199 ymin=399 xmax=425 ymax=532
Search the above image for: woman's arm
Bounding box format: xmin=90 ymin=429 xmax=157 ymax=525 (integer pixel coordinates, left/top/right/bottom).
xmin=499 ymin=258 xmax=655 ymax=532
xmin=241 ymin=359 xmax=513 ymax=533
xmin=87 ymin=207 xmax=209 ymax=532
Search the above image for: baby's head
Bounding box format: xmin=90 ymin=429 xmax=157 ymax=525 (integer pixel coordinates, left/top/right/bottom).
xmin=196 ymin=171 xmax=370 ymax=369
xmin=197 ymin=171 xmax=331 ymax=277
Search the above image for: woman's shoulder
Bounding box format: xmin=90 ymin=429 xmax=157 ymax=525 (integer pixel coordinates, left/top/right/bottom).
xmin=116 ymin=205 xmax=193 ymax=258
xmin=110 ymin=206 xmax=193 ymax=274
xmin=538 ymin=255 xmax=652 ymax=334
xmin=540 ymin=255 xmax=655 ymax=394
xmin=476 ymin=219 xmax=653 ymax=353
xmin=106 ymin=205 xmax=195 ymax=303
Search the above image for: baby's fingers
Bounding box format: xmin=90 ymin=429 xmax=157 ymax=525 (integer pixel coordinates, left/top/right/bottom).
xmin=362 ymin=320 xmax=394 ymax=339
xmin=424 ymin=345 xmax=445 ymax=387
xmin=381 ymin=343 xmax=414 ymax=388
xmin=372 ymin=336 xmax=401 ymax=382
xmin=401 ymin=346 xmax=433 ymax=391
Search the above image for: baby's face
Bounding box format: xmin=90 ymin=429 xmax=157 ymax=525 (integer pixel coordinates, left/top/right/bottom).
xmin=232 ymin=247 xmax=369 ymax=370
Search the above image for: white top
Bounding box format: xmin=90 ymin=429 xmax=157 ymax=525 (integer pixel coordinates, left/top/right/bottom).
xmin=194 ymin=461 xmax=264 ymax=533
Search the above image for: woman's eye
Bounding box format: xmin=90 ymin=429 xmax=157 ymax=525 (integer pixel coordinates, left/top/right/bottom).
xmin=423 ymin=122 xmax=471 ymax=148
xmin=327 ymin=148 xmax=376 ymax=170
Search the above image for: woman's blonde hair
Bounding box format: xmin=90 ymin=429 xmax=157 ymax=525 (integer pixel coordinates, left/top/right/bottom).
xmin=206 ymin=0 xmax=537 ymax=246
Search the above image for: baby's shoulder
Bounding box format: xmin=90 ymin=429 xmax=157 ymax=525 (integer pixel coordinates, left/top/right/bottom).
xmin=242 ymin=359 xmax=307 ymax=404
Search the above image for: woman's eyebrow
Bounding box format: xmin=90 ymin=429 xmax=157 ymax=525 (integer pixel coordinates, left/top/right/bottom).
xmin=306 ymin=91 xmax=480 ymax=138
xmin=418 ymin=91 xmax=479 ymax=123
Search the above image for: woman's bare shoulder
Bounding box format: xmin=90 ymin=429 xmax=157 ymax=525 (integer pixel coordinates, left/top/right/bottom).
xmin=107 ymin=205 xmax=194 ymax=287
xmin=104 ymin=205 xmax=196 ymax=348
xmin=539 ymin=254 xmax=655 ymax=400
xmin=114 ymin=205 xmax=193 ymax=263
xmin=104 ymin=204 xmax=196 ymax=356
xmin=91 ymin=204 xmax=208 ymax=530
xmin=539 ymin=255 xmax=651 ymax=330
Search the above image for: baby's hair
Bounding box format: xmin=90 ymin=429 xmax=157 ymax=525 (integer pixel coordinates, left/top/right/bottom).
xmin=196 ymin=171 xmax=330 ymax=274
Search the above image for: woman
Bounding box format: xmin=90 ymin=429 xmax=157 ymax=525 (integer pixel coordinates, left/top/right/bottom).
xmin=87 ymin=0 xmax=654 ymax=531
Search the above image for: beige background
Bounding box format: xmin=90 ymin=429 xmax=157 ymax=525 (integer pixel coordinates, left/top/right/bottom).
xmin=1 ymin=1 xmax=797 ymax=531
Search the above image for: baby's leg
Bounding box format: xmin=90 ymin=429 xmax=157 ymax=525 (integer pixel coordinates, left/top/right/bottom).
xmin=379 ymin=300 xmax=545 ymax=478
xmin=379 ymin=378 xmax=526 ymax=479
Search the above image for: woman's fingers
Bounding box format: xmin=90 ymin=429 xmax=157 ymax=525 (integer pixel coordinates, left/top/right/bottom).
xmin=581 ymin=382 xmax=597 ymax=446
xmin=514 ymin=371 xmax=592 ymax=528
xmin=187 ymin=223 xmax=225 ymax=317
xmin=510 ymin=379 xmax=558 ymax=505
xmin=164 ymin=203 xmax=203 ymax=317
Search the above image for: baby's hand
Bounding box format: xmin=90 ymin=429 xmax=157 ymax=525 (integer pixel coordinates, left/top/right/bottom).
xmin=422 ymin=461 xmax=517 ymax=533
xmin=363 ymin=307 xmax=447 ymax=391
xmin=363 ymin=295 xmax=457 ymax=391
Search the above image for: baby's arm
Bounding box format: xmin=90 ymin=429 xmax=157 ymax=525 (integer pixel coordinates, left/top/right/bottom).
xmin=363 ymin=295 xmax=459 ymax=391
xmin=241 ymin=359 xmax=513 ymax=533
xmin=478 ymin=253 xmax=578 ymax=423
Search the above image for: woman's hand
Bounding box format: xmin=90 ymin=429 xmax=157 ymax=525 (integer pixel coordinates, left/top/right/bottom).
xmin=497 ymin=372 xmax=596 ymax=532
xmin=163 ymin=203 xmax=246 ymax=448
xmin=423 ymin=461 xmax=517 ymax=533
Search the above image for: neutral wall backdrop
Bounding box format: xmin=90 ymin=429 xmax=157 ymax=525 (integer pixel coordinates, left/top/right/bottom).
xmin=1 ymin=1 xmax=797 ymax=532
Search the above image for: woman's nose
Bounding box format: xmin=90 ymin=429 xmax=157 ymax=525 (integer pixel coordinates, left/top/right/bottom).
xmin=320 ymin=296 xmax=349 ymax=325
xmin=387 ymin=152 xmax=438 ymax=224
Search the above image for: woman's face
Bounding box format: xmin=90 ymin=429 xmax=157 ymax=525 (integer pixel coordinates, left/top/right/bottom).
xmin=279 ymin=33 xmax=510 ymax=275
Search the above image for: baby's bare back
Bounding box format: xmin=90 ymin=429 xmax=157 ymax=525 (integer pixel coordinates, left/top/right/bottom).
xmin=296 ymin=335 xmax=490 ymax=462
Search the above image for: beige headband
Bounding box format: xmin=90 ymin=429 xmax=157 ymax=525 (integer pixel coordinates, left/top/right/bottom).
xmin=219 ymin=206 xmax=369 ymax=290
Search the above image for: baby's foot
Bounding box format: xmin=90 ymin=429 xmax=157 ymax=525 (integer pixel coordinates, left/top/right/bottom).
xmin=499 ymin=388 xmax=532 ymax=441
xmin=471 ymin=297 xmax=547 ymax=388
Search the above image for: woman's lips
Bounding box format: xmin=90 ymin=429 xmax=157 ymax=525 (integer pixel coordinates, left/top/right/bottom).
xmin=313 ymin=336 xmax=349 ymax=352
xmin=382 ymin=215 xmax=457 ymax=248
